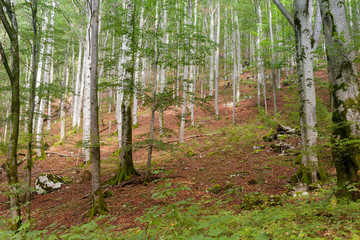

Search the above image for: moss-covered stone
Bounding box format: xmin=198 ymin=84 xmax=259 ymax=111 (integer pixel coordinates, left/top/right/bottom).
xmin=263 ymin=129 xmax=275 ymax=142
xmin=207 ymin=184 xmax=222 ymax=194
xmin=35 ymin=173 xmax=69 ymax=194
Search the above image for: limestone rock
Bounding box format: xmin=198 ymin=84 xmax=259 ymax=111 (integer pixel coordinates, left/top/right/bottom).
xmin=35 ymin=173 xmax=67 ymax=195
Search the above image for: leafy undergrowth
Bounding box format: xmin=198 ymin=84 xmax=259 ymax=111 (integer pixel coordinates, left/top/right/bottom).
xmin=1 ymin=186 xmax=360 ymax=239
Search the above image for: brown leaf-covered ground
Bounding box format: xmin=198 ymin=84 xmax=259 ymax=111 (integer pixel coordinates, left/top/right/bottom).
xmin=0 ymin=69 xmax=333 ymax=232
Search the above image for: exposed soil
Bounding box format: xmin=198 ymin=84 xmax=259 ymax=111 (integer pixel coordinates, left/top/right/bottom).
xmin=0 ymin=70 xmax=334 ymax=232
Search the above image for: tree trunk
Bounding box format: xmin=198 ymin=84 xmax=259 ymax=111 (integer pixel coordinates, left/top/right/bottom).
xmin=0 ymin=0 xmax=22 ymax=230
xmin=321 ymin=0 xmax=360 ymax=200
xmin=208 ymin=1 xmax=215 ymax=97
xmin=272 ymin=0 xmax=322 ymax=184
xmin=214 ymin=0 xmax=220 ymax=119
xmin=60 ymin=47 xmax=69 ymax=142
xmin=190 ymin=0 xmax=198 ymax=126
xmin=35 ymin=0 xmax=55 ymax=157
xmin=25 ymin=0 xmax=39 ymax=221
xmin=293 ymin=0 xmax=320 ymax=183
xmin=72 ymin=37 xmax=83 ymax=129
xmin=82 ymin=19 xmax=91 ymax=163
xmin=255 ymin=0 xmax=266 ymax=113
xmin=108 ymin=0 xmax=139 ymax=185
xmin=85 ymin=0 xmax=108 ymax=217
xmin=268 ymin=0 xmax=277 ymax=114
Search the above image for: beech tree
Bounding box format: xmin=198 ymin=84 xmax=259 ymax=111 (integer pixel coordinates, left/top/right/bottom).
xmin=0 ymin=0 xmax=22 ymax=230
xmin=320 ymin=0 xmax=360 ymax=199
xmin=86 ymin=0 xmax=108 ymax=216
xmin=272 ymin=0 xmax=323 ymax=184
xmin=25 ymin=0 xmax=39 ymax=221
xmin=108 ymin=0 xmax=139 ymax=185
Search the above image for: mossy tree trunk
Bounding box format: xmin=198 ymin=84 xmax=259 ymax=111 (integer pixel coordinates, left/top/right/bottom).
xmin=0 ymin=0 xmax=22 ymax=230
xmin=320 ymin=0 xmax=360 ymax=200
xmin=109 ymin=0 xmax=139 ymax=186
xmin=272 ymin=0 xmax=323 ymax=184
xmin=86 ymin=0 xmax=108 ymax=217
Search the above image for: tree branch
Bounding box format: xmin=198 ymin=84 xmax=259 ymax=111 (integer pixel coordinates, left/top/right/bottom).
xmin=0 ymin=40 xmax=12 ymax=77
xmin=0 ymin=0 xmax=14 ymax=41
xmin=272 ymin=0 xmax=294 ymax=28
xmin=54 ymin=0 xmax=85 ymax=46
xmin=311 ymin=0 xmax=322 ymax=51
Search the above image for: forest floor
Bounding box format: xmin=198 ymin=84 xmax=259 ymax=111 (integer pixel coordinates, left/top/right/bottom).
xmin=0 ymin=68 xmax=335 ymax=234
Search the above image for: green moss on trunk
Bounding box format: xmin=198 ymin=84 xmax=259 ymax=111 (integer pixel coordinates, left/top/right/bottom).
xmin=85 ymin=188 xmax=108 ymax=218
xmin=290 ymin=164 xmax=326 ymax=185
xmin=107 ymin=162 xmax=140 ymax=185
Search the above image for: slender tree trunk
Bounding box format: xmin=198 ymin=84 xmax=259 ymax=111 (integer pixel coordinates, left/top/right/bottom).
xmin=60 ymin=47 xmax=69 ymax=142
xmin=72 ymin=37 xmax=83 ymax=129
xmin=85 ymin=0 xmax=108 ymax=217
xmin=159 ymin=1 xmax=166 ymax=136
xmin=235 ymin=14 xmax=242 ymax=102
xmin=25 ymin=0 xmax=39 ymax=221
xmin=133 ymin=6 xmax=144 ymax=126
xmin=214 ymin=0 xmax=220 ymax=118
xmin=255 ymin=0 xmax=266 ymax=113
xmin=180 ymin=0 xmax=192 ymax=143
xmin=0 ymin=0 xmax=22 ymax=230
xmin=190 ymin=0 xmax=197 ymax=126
xmin=35 ymin=0 xmax=55 ymax=157
xmin=208 ymin=1 xmax=215 ymax=97
xmin=268 ymin=0 xmax=277 ymax=114
xmin=83 ymin=18 xmax=92 ymax=163
xmin=145 ymin=17 xmax=159 ymax=182
xmin=108 ymin=0 xmax=139 ymax=185
xmin=46 ymin=48 xmax=54 ymax=131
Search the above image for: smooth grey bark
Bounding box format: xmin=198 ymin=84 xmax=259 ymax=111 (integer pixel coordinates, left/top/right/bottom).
xmin=235 ymin=14 xmax=242 ymax=102
xmin=85 ymin=0 xmax=108 ymax=216
xmin=108 ymin=0 xmax=139 ymax=185
xmin=35 ymin=0 xmax=55 ymax=157
xmin=190 ymin=0 xmax=197 ymax=126
xmin=133 ymin=6 xmax=144 ymax=126
xmin=46 ymin=48 xmax=54 ymax=131
xmin=254 ymin=0 xmax=266 ymax=113
xmin=232 ymin=14 xmax=237 ymax=124
xmin=214 ymin=0 xmax=220 ymax=118
xmin=83 ymin=16 xmax=91 ymax=163
xmin=179 ymin=0 xmax=192 ymax=143
xmin=268 ymin=0 xmax=277 ymax=113
xmin=72 ymin=38 xmax=83 ymax=129
xmin=320 ymin=0 xmax=360 ymax=199
xmin=272 ymin=0 xmax=322 ymax=183
xmin=145 ymin=13 xmax=159 ymax=182
xmin=208 ymin=1 xmax=215 ymax=97
xmin=60 ymin=47 xmax=69 ymax=142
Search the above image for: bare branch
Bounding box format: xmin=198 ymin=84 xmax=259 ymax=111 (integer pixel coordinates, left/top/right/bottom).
xmin=54 ymin=0 xmax=85 ymax=46
xmin=272 ymin=0 xmax=294 ymax=28
xmin=0 ymin=1 xmax=14 ymax=40
xmin=0 ymin=40 xmax=12 ymax=77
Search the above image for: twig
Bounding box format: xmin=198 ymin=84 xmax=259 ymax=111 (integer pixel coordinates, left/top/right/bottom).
xmin=33 ymin=167 xmax=78 ymax=173
xmin=99 ymin=121 xmax=117 ymax=133
xmin=165 ymin=133 xmax=224 ymax=143
xmin=45 ymin=151 xmax=82 ymax=157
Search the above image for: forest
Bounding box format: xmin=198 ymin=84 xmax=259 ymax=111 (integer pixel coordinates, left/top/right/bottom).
xmin=1 ymin=0 xmax=360 ymax=238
